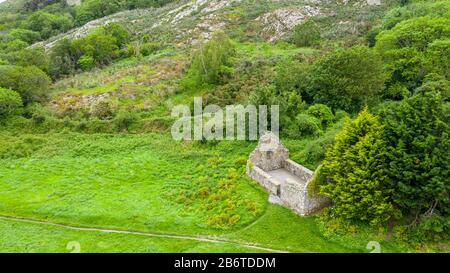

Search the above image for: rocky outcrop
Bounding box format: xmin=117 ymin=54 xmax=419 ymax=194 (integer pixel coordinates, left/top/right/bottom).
xmin=255 ymin=6 xmax=322 ymax=42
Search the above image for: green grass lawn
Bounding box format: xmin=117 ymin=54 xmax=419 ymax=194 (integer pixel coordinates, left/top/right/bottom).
xmin=0 ymin=132 xmax=413 ymax=253
xmin=0 ymin=219 xmax=266 ymax=253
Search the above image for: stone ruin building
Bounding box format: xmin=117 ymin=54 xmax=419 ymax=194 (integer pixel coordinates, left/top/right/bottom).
xmin=247 ymin=132 xmax=329 ymax=216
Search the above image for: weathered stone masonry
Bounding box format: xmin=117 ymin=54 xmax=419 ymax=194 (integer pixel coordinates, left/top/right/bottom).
xmin=246 ymin=132 xmax=329 ymax=216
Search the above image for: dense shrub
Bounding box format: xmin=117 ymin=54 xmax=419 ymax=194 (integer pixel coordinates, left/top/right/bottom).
xmin=140 ymin=42 xmax=161 ymax=56
xmin=7 ymin=28 xmax=41 ymax=44
xmin=310 ymin=46 xmax=387 ymax=112
xmin=290 ymin=19 xmax=321 ymax=47
xmin=249 ymin=84 xmax=305 ymax=124
xmin=0 ymin=65 xmax=51 ymax=104
xmin=184 ymin=32 xmax=236 ymax=88
xmin=0 ymin=39 xmax=28 ymax=53
xmin=48 ymin=38 xmax=76 ymax=78
xmin=24 ymin=0 xmax=62 ymax=12
xmin=103 ymin=23 xmax=131 ymax=47
xmin=75 ymin=0 xmax=122 ymax=26
xmin=273 ymin=58 xmax=312 ymax=101
xmin=89 ymin=100 xmax=117 ymax=120
xmin=75 ymin=0 xmax=174 ymax=26
xmin=375 ymin=17 xmax=450 ymax=92
xmin=381 ymin=1 xmax=450 ymax=30
xmin=26 ymin=11 xmax=73 ymax=39
xmin=77 ymin=55 xmax=95 ymax=71
xmin=306 ymin=104 xmax=334 ymax=127
xmin=4 ymin=47 xmax=49 ymax=72
xmin=0 ymin=88 xmax=23 ymax=118
xmin=301 ymin=121 xmax=344 ymax=169
xmin=114 ymin=110 xmax=138 ymax=132
xmin=285 ymin=113 xmax=322 ymax=138
xmin=72 ymin=32 xmax=119 ymax=65
xmin=49 ymin=23 xmax=131 ymax=78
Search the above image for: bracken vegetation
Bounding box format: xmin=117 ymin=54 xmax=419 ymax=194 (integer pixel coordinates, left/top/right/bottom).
xmin=0 ymin=0 xmax=448 ymax=253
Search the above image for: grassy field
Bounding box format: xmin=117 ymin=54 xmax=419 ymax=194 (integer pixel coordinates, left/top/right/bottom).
xmin=0 ymin=218 xmax=267 ymax=253
xmin=0 ymin=0 xmax=424 ymax=253
xmin=0 ymin=132 xmax=412 ymax=253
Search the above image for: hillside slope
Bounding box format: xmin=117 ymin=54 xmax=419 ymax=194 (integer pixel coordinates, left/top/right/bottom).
xmin=30 ymin=0 xmax=395 ymax=50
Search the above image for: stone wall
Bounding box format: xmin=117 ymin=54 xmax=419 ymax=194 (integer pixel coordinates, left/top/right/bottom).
xmin=283 ymin=159 xmax=313 ymax=182
xmin=279 ymin=178 xmax=330 ymax=216
xmin=247 ymin=131 xmax=330 ymax=216
xmin=247 ymin=165 xmax=280 ymax=196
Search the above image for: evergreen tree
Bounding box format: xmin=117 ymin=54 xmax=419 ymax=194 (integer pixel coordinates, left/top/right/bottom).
xmin=379 ymin=87 xmax=449 ymax=223
xmin=321 ymin=108 xmax=394 ymax=225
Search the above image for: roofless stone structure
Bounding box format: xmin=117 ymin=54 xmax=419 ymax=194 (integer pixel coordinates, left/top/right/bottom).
xmin=246 ymin=132 xmax=329 ymax=216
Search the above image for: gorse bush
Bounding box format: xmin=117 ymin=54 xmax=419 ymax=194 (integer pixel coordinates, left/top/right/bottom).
xmin=0 ymin=88 xmax=23 ymax=119
xmin=140 ymin=42 xmax=162 ymax=56
xmin=89 ymin=99 xmax=117 ymax=120
xmin=114 ymin=110 xmax=138 ymax=132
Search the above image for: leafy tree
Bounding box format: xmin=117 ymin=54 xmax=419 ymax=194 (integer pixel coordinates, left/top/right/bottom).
xmin=375 ymin=17 xmax=450 ymax=92
xmin=0 ymin=88 xmax=23 ymax=118
xmin=378 ymin=86 xmax=449 ymax=224
xmin=75 ymin=0 xmax=122 ymax=26
xmin=290 ymin=19 xmax=321 ymax=47
xmin=75 ymin=0 xmax=174 ymax=25
xmin=24 ymin=0 xmax=62 ymax=12
xmin=77 ymin=55 xmax=95 ymax=71
xmin=26 ymin=11 xmax=74 ymax=39
xmin=249 ymin=84 xmax=305 ymax=132
xmin=286 ymin=113 xmax=322 ymax=137
xmin=48 ymin=23 xmax=130 ymax=77
xmin=320 ymin=108 xmax=394 ymax=225
xmin=103 ymin=23 xmax=131 ymax=47
xmin=381 ymin=1 xmax=450 ymax=30
xmin=186 ymin=32 xmax=236 ymax=87
xmin=0 ymin=65 xmax=51 ymax=104
xmin=310 ymin=46 xmax=387 ymax=112
xmin=306 ymin=104 xmax=334 ymax=127
xmin=0 ymin=39 xmax=29 ymax=52
xmin=7 ymin=28 xmax=41 ymax=44
xmin=5 ymin=47 xmax=49 ymax=72
xmin=273 ymin=58 xmax=312 ymax=101
xmin=428 ymin=39 xmax=450 ymax=79
xmin=48 ymin=38 xmax=76 ymax=78
xmin=80 ymin=33 xmax=119 ymax=65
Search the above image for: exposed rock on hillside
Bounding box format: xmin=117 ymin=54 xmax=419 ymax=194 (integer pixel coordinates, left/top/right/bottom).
xmin=31 ymin=0 xmax=390 ymax=51
xmin=255 ymin=6 xmax=322 ymax=42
